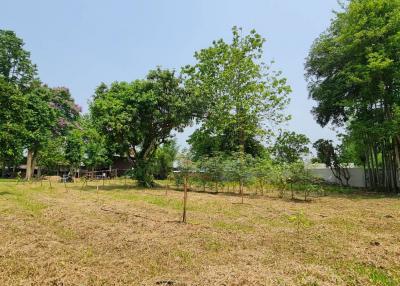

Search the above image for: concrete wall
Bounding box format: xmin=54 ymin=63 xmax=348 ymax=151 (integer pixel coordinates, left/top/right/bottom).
xmin=308 ymin=167 xmax=365 ymax=188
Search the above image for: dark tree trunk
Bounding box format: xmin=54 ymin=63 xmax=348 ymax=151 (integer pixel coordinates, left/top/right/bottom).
xmin=25 ymin=149 xmax=36 ymax=180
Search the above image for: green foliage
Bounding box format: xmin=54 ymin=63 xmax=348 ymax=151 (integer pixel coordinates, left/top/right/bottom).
xmin=91 ymin=68 xmax=199 ymax=187
xmin=223 ymin=152 xmax=257 ymax=187
xmin=153 ymin=140 xmax=178 ymax=179
xmin=65 ymin=127 xmax=84 ymax=170
xmin=197 ymin=153 xmax=227 ymax=192
xmin=175 ymin=150 xmax=197 ymax=177
xmin=288 ymin=211 xmax=311 ymax=235
xmin=184 ymin=26 xmax=291 ymax=156
xmin=313 ymin=139 xmax=336 ymax=168
xmin=306 ymin=0 xmax=400 ymax=191
xmin=37 ymin=137 xmax=67 ymax=173
xmin=271 ymin=131 xmax=310 ymax=163
xmin=24 ymin=85 xmax=58 ymax=149
xmin=24 ymin=84 xmax=80 ymax=178
xmin=313 ymin=139 xmax=351 ymax=186
xmin=188 ymin=123 xmax=267 ymax=160
xmin=0 ymin=78 xmax=26 ymax=169
xmin=80 ymin=116 xmax=110 ymax=170
xmin=0 ymin=29 xmax=81 ymax=178
xmin=0 ymin=30 xmax=37 ymax=170
xmin=252 ymin=156 xmax=274 ymax=193
xmin=0 ymin=29 xmax=37 ymax=90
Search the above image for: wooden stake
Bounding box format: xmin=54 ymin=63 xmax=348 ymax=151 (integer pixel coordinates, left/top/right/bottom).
xmin=182 ymin=176 xmax=188 ymax=223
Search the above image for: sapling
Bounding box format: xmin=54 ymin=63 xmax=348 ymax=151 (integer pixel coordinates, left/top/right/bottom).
xmin=304 ymin=184 xmax=318 ymax=201
xmin=288 ymin=211 xmax=311 ymax=237
xmin=176 ymin=150 xmax=196 ymax=223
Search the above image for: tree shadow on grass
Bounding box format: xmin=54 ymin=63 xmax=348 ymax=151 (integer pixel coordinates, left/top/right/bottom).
xmin=70 ymin=181 xmax=400 ymax=202
xmin=323 ymin=190 xmax=400 ymax=201
xmin=0 ymin=191 xmax=12 ymax=196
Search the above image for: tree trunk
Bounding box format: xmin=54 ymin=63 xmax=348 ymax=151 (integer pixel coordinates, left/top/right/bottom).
xmin=1 ymin=165 xmax=5 ymax=178
xmin=135 ymin=158 xmax=154 ymax=188
xmin=240 ymin=179 xmax=244 ymax=204
xmin=25 ymin=149 xmax=34 ymax=180
xmin=37 ymin=166 xmax=41 ymax=178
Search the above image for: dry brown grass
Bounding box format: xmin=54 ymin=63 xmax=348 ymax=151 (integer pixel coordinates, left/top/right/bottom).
xmin=0 ymin=179 xmax=399 ymax=286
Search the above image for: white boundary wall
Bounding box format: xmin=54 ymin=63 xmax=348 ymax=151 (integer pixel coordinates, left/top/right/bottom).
xmin=307 ymin=165 xmax=365 ymax=188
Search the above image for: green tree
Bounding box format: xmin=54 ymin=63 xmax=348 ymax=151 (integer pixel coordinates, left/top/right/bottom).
xmin=188 ymin=125 xmax=266 ymax=160
xmin=0 ymin=30 xmax=37 ymax=90
xmin=271 ymin=131 xmax=310 ymax=163
xmin=252 ymin=156 xmax=274 ymax=195
xmin=0 ymin=30 xmax=37 ymax=175
xmin=153 ymin=140 xmax=178 ymax=180
xmin=305 ymin=0 xmax=400 ymax=191
xmin=0 ymin=78 xmax=27 ymax=175
xmin=80 ymin=116 xmax=111 ymax=171
xmin=184 ymin=27 xmax=291 ymax=158
xmin=65 ymin=127 xmax=84 ymax=174
xmin=37 ymin=137 xmax=67 ymax=176
xmin=25 ymin=86 xmax=80 ymax=179
xmin=90 ymin=68 xmax=200 ymax=187
xmin=224 ymin=152 xmax=256 ymax=203
xmin=175 ymin=150 xmax=197 ymax=223
xmin=199 ymin=153 xmax=226 ymax=193
xmin=313 ymin=139 xmax=351 ymax=186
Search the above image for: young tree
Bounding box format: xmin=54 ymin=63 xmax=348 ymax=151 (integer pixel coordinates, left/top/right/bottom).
xmin=175 ymin=150 xmax=197 ymax=223
xmin=90 ymin=68 xmax=201 ymax=187
xmin=253 ymin=157 xmax=274 ymax=195
xmin=271 ymin=131 xmax=310 ymax=163
xmin=183 ymin=27 xmax=291 ymax=158
xmin=224 ymin=152 xmax=256 ymax=203
xmin=199 ymin=154 xmax=226 ymax=193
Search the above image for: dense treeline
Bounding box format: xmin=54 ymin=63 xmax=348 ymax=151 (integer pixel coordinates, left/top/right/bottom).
xmin=0 ymin=27 xmax=311 ymax=187
xmin=89 ymin=27 xmax=313 ymax=187
xmin=306 ymin=0 xmax=400 ymax=192
xmin=1 ymin=0 xmax=399 ymax=193
xmin=0 ymin=30 xmax=81 ymax=179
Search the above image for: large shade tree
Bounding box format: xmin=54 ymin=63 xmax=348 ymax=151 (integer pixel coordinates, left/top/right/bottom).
xmin=305 ymin=0 xmax=400 ymax=191
xmin=0 ymin=30 xmax=80 ymax=179
xmin=188 ymin=125 xmax=267 ymax=161
xmin=183 ymin=27 xmax=291 ymax=158
xmin=0 ymin=78 xmax=27 ymax=175
xmin=25 ymin=86 xmax=80 ymax=179
xmin=0 ymin=30 xmax=37 ymax=175
xmin=90 ymin=68 xmax=201 ymax=187
xmin=0 ymin=30 xmax=37 ymax=90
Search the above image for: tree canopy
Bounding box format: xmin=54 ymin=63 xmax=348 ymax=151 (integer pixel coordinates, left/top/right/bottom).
xmin=184 ymin=27 xmax=291 ymax=157
xmin=90 ymin=68 xmax=200 ymax=186
xmin=0 ymin=29 xmax=37 ymax=90
xmin=271 ymin=131 xmax=310 ymax=164
xmin=306 ymin=0 xmax=400 ymax=191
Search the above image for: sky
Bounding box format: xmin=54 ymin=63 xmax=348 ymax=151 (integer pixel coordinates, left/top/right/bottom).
xmin=1 ymin=0 xmax=341 ymax=148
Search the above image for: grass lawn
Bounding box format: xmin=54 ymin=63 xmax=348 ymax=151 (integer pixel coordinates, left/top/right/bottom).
xmin=0 ymin=179 xmax=399 ymax=285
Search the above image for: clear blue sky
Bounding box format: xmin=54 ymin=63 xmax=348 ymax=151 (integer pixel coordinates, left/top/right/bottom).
xmin=1 ymin=0 xmax=340 ymax=148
